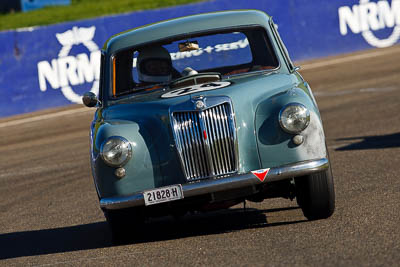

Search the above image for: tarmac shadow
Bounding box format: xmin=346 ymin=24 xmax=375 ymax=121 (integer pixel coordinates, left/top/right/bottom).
xmin=133 ymin=206 xmax=305 ymax=244
xmin=0 ymin=206 xmax=306 ymax=259
xmin=0 ymin=221 xmax=111 ymax=260
xmin=335 ymin=132 xmax=400 ymax=151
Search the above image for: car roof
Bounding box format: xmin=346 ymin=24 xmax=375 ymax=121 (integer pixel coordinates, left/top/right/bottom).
xmin=103 ymin=9 xmax=271 ymax=54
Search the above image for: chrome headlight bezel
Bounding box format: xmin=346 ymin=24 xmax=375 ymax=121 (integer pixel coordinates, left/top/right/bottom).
xmin=100 ymin=136 xmax=132 ymax=167
xmin=279 ymin=103 xmax=310 ymax=134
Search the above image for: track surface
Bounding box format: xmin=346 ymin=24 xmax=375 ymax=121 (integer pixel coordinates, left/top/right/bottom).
xmin=1 ymin=45 xmax=400 ymax=266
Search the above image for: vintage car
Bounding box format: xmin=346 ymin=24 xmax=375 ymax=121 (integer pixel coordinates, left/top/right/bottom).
xmin=83 ymin=10 xmax=335 ymax=241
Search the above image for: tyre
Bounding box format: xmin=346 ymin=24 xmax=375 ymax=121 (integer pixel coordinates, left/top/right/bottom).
xmin=104 ymin=208 xmax=144 ymax=244
xmin=295 ymin=165 xmax=335 ymax=220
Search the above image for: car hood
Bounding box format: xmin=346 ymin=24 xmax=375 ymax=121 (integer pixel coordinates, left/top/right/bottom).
xmin=103 ymin=72 xmax=295 ymax=120
xmin=102 ymin=71 xmax=297 ymax=173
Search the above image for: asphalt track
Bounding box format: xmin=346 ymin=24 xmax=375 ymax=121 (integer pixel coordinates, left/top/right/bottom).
xmin=1 ymin=45 xmax=399 ymax=266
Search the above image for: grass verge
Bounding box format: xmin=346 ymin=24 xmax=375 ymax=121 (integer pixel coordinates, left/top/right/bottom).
xmin=0 ymin=0 xmax=202 ymax=31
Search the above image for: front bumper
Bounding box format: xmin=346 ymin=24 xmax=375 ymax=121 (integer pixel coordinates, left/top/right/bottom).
xmin=100 ymin=158 xmax=329 ymax=210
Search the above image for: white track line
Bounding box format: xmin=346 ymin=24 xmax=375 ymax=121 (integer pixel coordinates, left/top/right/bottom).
xmin=313 ymin=87 xmax=396 ymax=97
xmin=299 ymin=48 xmax=396 ymax=70
xmin=0 ymin=47 xmax=398 ymax=128
xmin=0 ymin=107 xmax=91 ymax=128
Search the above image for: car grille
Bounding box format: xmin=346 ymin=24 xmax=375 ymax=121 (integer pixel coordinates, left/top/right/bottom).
xmin=172 ymin=102 xmax=237 ymax=181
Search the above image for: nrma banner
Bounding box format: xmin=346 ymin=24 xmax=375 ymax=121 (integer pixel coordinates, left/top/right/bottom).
xmin=339 ymin=0 xmax=400 ymax=48
xmin=0 ymin=0 xmax=399 ymax=117
xmin=37 ymin=26 xmax=100 ymax=104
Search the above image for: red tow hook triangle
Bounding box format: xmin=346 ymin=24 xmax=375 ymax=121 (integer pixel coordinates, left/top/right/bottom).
xmin=251 ymin=168 xmax=270 ymax=182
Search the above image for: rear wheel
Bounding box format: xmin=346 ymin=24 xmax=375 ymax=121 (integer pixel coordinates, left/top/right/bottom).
xmin=104 ymin=208 xmax=145 ymax=244
xmin=295 ymin=165 xmax=335 ymax=220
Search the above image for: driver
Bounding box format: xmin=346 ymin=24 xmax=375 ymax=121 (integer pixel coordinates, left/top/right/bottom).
xmin=137 ymin=46 xmax=172 ymax=85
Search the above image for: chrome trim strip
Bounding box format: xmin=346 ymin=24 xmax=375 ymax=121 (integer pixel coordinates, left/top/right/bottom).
xmin=171 ymin=97 xmax=238 ymax=181
xmin=220 ymin=105 xmax=231 ymax=171
xmin=200 ymin=111 xmax=214 ymax=175
xmin=100 ymin=158 xmax=329 ymax=210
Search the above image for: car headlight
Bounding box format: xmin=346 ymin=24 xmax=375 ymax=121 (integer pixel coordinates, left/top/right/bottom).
xmin=279 ymin=103 xmax=310 ymax=134
xmin=100 ymin=136 xmax=132 ymax=167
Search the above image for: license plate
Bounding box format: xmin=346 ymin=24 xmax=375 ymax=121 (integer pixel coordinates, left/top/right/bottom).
xmin=143 ymin=185 xmax=184 ymax=206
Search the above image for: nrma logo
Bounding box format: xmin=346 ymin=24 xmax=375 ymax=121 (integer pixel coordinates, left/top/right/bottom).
xmin=37 ymin=26 xmax=100 ymax=103
xmin=338 ymin=0 xmax=400 ymax=47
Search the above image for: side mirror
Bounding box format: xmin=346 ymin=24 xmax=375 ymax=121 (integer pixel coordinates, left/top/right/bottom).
xmin=82 ymin=92 xmax=99 ymax=107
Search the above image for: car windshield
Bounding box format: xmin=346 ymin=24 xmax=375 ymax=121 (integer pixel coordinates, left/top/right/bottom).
xmin=112 ymin=27 xmax=279 ymax=97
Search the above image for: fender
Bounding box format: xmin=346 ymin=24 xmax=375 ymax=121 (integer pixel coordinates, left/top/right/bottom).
xmin=255 ymin=87 xmax=327 ymax=168
xmin=92 ymin=120 xmax=161 ymax=199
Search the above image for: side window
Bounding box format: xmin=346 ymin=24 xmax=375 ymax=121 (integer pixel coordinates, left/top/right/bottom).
xmin=270 ymin=20 xmax=295 ymax=71
xmin=114 ymin=50 xmax=135 ymax=96
xmin=98 ymin=51 xmax=105 ymax=101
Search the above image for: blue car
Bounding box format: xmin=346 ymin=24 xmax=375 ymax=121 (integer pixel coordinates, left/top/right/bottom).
xmin=83 ymin=9 xmax=335 ymax=242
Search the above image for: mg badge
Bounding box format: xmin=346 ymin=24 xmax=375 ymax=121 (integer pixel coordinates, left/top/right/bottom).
xmin=195 ymin=100 xmax=205 ymax=110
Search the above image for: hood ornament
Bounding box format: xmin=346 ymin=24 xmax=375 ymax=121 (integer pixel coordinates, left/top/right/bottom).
xmin=192 ymin=95 xmax=206 ymax=110
xmin=195 ymin=100 xmax=205 ymax=110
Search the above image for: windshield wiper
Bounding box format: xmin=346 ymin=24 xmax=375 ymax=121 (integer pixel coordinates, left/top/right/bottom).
xmin=168 ymin=72 xmax=221 ymax=89
xmin=115 ymin=83 xmax=167 ymax=97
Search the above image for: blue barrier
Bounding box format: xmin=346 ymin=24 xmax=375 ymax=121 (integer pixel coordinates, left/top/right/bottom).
xmin=0 ymin=0 xmax=399 ymax=117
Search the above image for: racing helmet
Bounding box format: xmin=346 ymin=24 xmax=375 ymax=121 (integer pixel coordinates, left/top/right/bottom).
xmin=137 ymin=46 xmax=172 ymax=83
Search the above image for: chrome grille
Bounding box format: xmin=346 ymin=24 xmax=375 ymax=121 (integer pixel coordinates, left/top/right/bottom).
xmin=172 ymin=102 xmax=237 ymax=181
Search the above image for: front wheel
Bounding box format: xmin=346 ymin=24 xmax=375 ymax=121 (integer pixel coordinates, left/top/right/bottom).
xmin=295 ymin=165 xmax=335 ymax=220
